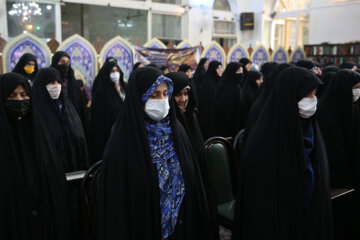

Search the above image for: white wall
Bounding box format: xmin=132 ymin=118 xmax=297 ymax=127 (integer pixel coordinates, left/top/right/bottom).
xmin=309 ymin=0 xmax=360 ymax=44
xmin=0 ymin=0 xmax=8 ymax=40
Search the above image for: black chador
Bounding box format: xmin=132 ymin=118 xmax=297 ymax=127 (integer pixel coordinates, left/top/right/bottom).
xmin=99 ymin=67 xmax=214 ymax=240
xmin=50 ymin=51 xmax=85 ymax=118
xmin=233 ymin=67 xmax=333 ymax=240
xmin=318 ymin=69 xmax=360 ymax=239
xmin=90 ymin=61 xmax=125 ymax=164
xmin=214 ymin=62 xmax=246 ymax=137
xmin=12 ymin=53 xmax=39 ymax=84
xmin=197 ymin=61 xmax=222 ymax=139
xmin=0 ymin=73 xmax=70 ymax=240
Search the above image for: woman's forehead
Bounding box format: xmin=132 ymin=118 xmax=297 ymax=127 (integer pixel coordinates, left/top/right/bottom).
xmin=155 ymin=81 xmax=168 ymax=90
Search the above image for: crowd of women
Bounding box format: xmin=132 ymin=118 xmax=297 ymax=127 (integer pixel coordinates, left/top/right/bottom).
xmin=1 ymin=50 xmax=360 ymax=240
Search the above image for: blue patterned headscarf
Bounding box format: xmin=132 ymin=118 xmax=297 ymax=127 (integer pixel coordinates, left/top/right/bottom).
xmin=143 ymin=75 xmax=185 ymax=240
xmin=142 ymin=75 xmax=173 ymax=104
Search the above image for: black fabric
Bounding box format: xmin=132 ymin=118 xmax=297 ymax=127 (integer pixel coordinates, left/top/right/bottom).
xmin=296 ymin=60 xmax=316 ymax=70
xmin=90 ymin=61 xmax=124 ymax=164
xmin=0 ymin=72 xmax=71 ymax=240
xmin=92 ymin=62 xmax=126 ymax=98
xmin=198 ymin=61 xmax=222 ymax=139
xmin=133 ymin=62 xmax=143 ymax=71
xmin=339 ymin=61 xmax=357 ymax=69
xmin=241 ymin=71 xmax=262 ymax=122
xmin=12 ymin=53 xmax=38 ymax=82
xmin=232 ymin=66 xmax=333 ymax=240
xmin=193 ymin=58 xmax=208 ymax=99
xmin=50 ymin=51 xmax=85 ymax=118
xmin=214 ymin=62 xmax=246 ymax=137
xmin=178 ymin=64 xmax=192 ymax=72
xmin=32 ymin=67 xmax=88 ymax=172
xmin=244 ymin=63 xmax=292 ymax=139
xmin=239 ymin=58 xmax=251 ymax=75
xmin=317 ymin=71 xmax=337 ymax=98
xmin=32 ymin=67 xmax=89 ymax=240
xmin=99 ymin=67 xmax=214 ymax=240
xmin=318 ymin=69 xmax=360 ymax=239
xmin=322 ymin=65 xmax=339 ymax=76
xmin=260 ymin=62 xmax=277 ymax=83
xmin=166 ymin=71 xmax=219 ymax=240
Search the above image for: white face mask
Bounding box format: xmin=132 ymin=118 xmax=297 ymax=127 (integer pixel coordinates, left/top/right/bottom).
xmin=110 ymin=72 xmax=120 ymax=85
xmin=145 ymin=99 xmax=170 ymax=122
xmin=298 ymin=97 xmax=317 ymax=119
xmin=46 ymin=84 xmax=62 ymax=99
xmin=352 ymin=89 xmax=360 ymax=102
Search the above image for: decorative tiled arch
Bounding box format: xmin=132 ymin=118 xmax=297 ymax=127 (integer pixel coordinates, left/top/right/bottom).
xmin=2 ymin=32 xmax=52 ymax=72
xmin=144 ymin=38 xmax=166 ymax=49
xmin=271 ymin=46 xmax=289 ymax=63
xmin=201 ymin=41 xmax=226 ymax=67
xmin=290 ymin=46 xmax=306 ymax=63
xmin=227 ymin=42 xmax=249 ymax=63
xmin=100 ymin=36 xmax=133 ymax=82
xmin=57 ymin=34 xmax=98 ymax=85
xmin=176 ymin=40 xmax=193 ymax=49
xmin=251 ymin=44 xmax=270 ymax=66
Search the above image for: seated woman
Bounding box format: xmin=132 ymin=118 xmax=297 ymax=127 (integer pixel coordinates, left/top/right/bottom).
xmin=99 ymin=67 xmax=215 ymax=240
xmin=90 ymin=61 xmax=126 ymax=164
xmin=232 ymin=67 xmax=333 ymax=240
xmin=12 ymin=53 xmax=38 ymax=86
xmin=0 ymin=72 xmax=70 ymax=239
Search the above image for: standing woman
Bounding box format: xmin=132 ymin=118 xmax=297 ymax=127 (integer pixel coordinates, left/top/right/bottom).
xmin=197 ymin=61 xmax=222 ymax=139
xmin=32 ymin=67 xmax=88 ymax=239
xmin=318 ymin=69 xmax=360 ymax=239
xmin=241 ymin=71 xmax=263 ymax=122
xmin=166 ymin=72 xmax=218 ymax=240
xmin=193 ymin=58 xmax=209 ymax=97
xmin=233 ymin=67 xmax=333 ymax=240
xmin=32 ymin=67 xmax=88 ymax=172
xmin=214 ymin=62 xmax=246 ymax=138
xmin=244 ymin=63 xmax=292 ymax=139
xmin=99 ymin=67 xmax=214 ymax=240
xmin=50 ymin=51 xmax=85 ymax=118
xmin=0 ymin=73 xmax=70 ymax=240
xmin=89 ymin=61 xmax=126 ymax=164
xmin=12 ymin=53 xmax=39 ymax=86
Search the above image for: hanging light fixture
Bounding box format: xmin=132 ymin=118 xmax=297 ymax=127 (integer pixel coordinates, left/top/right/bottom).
xmin=8 ymin=1 xmax=42 ymax=23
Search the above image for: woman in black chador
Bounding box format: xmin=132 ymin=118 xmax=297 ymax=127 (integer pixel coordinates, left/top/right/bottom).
xmin=244 ymin=63 xmax=292 ymax=139
xmin=12 ymin=53 xmax=39 ymax=85
xmin=0 ymin=73 xmax=70 ymax=240
xmin=90 ymin=61 xmax=126 ymax=164
xmin=32 ymin=67 xmax=88 ymax=172
xmin=99 ymin=67 xmax=214 ymax=240
xmin=232 ymin=67 xmax=333 ymax=240
xmin=241 ymin=70 xmax=263 ymax=122
xmin=318 ymin=69 xmax=360 ymax=239
xmin=197 ymin=60 xmax=222 ymax=139
xmin=50 ymin=51 xmax=85 ymax=117
xmin=214 ymin=62 xmax=246 ymax=138
xmin=32 ymin=67 xmax=88 ymax=239
xmin=166 ymin=71 xmax=218 ymax=239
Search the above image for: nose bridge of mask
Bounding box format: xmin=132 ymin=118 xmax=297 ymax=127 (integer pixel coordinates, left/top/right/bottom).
xmin=145 ymin=98 xmax=170 ymax=121
xmin=298 ymin=97 xmax=317 ymax=118
xmin=24 ymin=65 xmax=35 ymax=74
xmin=46 ymin=84 xmax=62 ymax=99
xmin=352 ymin=88 xmax=360 ymax=102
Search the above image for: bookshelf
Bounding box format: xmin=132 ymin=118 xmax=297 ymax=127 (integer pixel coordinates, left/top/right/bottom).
xmin=304 ymin=43 xmax=360 ymax=66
